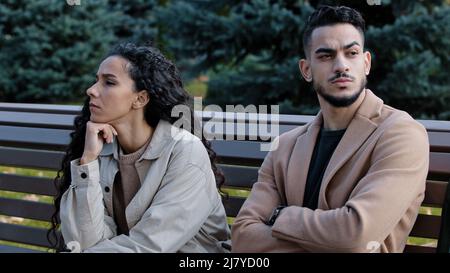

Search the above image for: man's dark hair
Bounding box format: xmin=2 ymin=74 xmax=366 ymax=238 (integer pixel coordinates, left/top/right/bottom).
xmin=302 ymin=6 xmax=366 ymax=57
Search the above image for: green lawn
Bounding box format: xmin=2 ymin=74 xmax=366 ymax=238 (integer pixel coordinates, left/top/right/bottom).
xmin=0 ymin=166 xmax=56 ymax=252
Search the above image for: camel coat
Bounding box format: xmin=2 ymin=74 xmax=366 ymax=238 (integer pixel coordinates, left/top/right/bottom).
xmin=232 ymin=90 xmax=429 ymax=253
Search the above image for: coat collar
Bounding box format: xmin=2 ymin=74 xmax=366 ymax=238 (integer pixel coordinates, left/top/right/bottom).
xmin=319 ymin=89 xmax=382 ymax=208
xmin=99 ymin=120 xmax=174 ymax=161
xmin=286 ymin=89 xmax=383 ymax=208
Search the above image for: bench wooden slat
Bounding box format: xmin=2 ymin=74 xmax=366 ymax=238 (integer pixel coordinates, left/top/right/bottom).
xmin=220 ymin=165 xmax=258 ymax=188
xmin=1 ymin=119 xmax=449 ymax=153
xmin=428 ymin=132 xmax=450 ymax=153
xmin=203 ymin=122 xmax=296 ymax=141
xmin=0 ymin=197 xmax=55 ymax=222
xmin=404 ymin=244 xmax=436 ymax=253
xmin=0 ymin=244 xmax=44 ymax=253
xmin=212 ymin=140 xmax=266 ymax=166
xmin=0 ymin=125 xmax=70 ymax=150
xmin=428 ymin=153 xmax=450 ymax=181
xmin=222 ymin=196 xmax=246 ymax=218
xmin=0 ymin=147 xmax=64 ymax=170
xmin=409 ymin=214 xmax=441 ymax=239
xmin=423 ymin=180 xmax=448 ymax=207
xmin=1 ymin=103 xmax=448 ymax=133
xmin=0 ymin=103 xmax=81 ymax=115
xmin=0 ymin=111 xmax=75 ymax=130
xmin=417 ymin=119 xmax=450 ymax=133
xmin=0 ymin=173 xmax=57 ymax=196
xmin=0 ymin=222 xmax=55 ymax=248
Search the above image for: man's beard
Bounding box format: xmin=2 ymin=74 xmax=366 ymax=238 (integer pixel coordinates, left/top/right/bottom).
xmin=313 ymin=75 xmax=367 ymax=108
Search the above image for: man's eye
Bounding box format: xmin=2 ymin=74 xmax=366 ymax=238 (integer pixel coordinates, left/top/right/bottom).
xmin=106 ymin=81 xmax=116 ymax=86
xmin=350 ymin=51 xmax=359 ymax=56
xmin=319 ymin=54 xmax=331 ymax=59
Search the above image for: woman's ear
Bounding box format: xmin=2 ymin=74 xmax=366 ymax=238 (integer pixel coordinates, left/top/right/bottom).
xmin=299 ymin=59 xmax=312 ymax=82
xmin=133 ymin=90 xmax=150 ymax=109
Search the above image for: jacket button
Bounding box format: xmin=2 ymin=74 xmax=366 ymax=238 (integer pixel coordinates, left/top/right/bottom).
xmin=80 ymin=172 xmax=87 ymax=179
xmin=104 ymin=186 xmax=110 ymax=193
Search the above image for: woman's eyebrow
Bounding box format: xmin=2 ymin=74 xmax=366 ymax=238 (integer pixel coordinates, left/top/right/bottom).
xmin=96 ymin=73 xmax=118 ymax=80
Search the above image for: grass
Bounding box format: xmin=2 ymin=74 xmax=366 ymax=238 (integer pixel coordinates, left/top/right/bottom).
xmin=0 ymin=165 xmax=56 ymax=252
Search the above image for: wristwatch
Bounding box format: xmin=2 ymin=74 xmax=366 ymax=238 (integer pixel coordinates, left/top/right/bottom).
xmin=266 ymin=205 xmax=286 ymax=226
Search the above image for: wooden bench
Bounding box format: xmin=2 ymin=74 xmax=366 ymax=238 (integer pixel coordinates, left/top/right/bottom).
xmin=0 ymin=102 xmax=449 ymax=253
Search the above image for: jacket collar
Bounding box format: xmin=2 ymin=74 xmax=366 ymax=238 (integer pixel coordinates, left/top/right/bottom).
xmin=99 ymin=120 xmax=174 ymax=161
xmin=285 ymin=89 xmax=383 ymax=208
xmin=318 ymin=89 xmax=383 ymax=208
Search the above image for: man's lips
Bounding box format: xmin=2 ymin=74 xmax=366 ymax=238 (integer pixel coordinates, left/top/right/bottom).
xmin=89 ymin=103 xmax=100 ymax=108
xmin=331 ymin=78 xmax=353 ymax=83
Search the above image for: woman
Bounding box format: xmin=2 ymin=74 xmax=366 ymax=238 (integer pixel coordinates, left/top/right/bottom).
xmin=47 ymin=43 xmax=231 ymax=253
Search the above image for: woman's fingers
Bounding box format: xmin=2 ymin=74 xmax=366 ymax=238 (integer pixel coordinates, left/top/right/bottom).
xmin=97 ymin=124 xmax=114 ymax=144
xmin=87 ymin=122 xmax=118 ymax=144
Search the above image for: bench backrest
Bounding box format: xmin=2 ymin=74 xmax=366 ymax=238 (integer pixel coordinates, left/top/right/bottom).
xmin=0 ymin=102 xmax=449 ymax=253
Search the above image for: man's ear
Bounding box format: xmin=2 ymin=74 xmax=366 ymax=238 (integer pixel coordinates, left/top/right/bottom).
xmin=364 ymin=50 xmax=371 ymax=76
xmin=299 ymin=59 xmax=312 ymax=82
xmin=133 ymin=90 xmax=150 ymax=109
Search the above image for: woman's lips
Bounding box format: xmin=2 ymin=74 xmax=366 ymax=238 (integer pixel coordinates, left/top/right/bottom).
xmin=89 ymin=103 xmax=100 ymax=110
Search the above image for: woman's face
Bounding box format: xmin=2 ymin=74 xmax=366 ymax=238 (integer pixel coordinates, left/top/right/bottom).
xmin=87 ymin=55 xmax=138 ymax=124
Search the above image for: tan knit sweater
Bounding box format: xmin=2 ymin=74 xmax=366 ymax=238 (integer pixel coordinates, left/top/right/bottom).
xmin=118 ymin=137 xmax=152 ymax=208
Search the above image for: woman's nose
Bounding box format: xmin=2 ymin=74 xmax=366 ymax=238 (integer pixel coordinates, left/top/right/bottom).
xmin=86 ymin=83 xmax=98 ymax=97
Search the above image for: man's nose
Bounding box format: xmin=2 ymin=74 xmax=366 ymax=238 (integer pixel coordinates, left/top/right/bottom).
xmin=333 ymin=54 xmax=350 ymax=74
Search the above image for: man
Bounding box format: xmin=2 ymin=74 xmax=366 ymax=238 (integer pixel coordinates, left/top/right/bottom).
xmin=231 ymin=6 xmax=429 ymax=253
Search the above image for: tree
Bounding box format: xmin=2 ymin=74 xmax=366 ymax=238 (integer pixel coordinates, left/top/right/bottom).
xmin=109 ymin=0 xmax=159 ymax=44
xmin=0 ymin=0 xmax=118 ymax=102
xmin=159 ymin=0 xmax=450 ymax=119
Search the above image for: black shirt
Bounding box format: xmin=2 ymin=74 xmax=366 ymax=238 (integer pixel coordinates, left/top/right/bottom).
xmin=303 ymin=127 xmax=346 ymax=210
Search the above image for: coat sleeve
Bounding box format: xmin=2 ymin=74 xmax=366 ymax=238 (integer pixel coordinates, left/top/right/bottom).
xmin=271 ymin=118 xmax=429 ymax=252
xmin=60 ymin=159 xmax=117 ymax=251
xmin=231 ymin=148 xmax=307 ymax=252
xmin=82 ymin=145 xmax=218 ymax=253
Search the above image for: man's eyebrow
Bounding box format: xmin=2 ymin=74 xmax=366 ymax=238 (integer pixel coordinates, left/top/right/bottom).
xmin=344 ymin=41 xmax=360 ymax=49
xmin=315 ymin=48 xmax=336 ymax=54
xmin=314 ymin=41 xmax=361 ymax=55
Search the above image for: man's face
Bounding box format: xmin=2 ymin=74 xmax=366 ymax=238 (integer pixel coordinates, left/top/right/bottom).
xmin=300 ymin=23 xmax=371 ymax=107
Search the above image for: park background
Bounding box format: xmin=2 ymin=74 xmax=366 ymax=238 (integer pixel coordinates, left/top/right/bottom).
xmin=0 ymin=0 xmax=449 ymax=251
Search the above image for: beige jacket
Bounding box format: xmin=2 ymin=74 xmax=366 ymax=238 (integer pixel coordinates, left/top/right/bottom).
xmin=232 ymin=90 xmax=429 ymax=253
xmin=60 ymin=120 xmax=231 ymax=253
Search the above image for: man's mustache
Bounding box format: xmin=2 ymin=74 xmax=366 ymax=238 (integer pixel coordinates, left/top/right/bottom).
xmin=328 ymin=72 xmax=355 ymax=82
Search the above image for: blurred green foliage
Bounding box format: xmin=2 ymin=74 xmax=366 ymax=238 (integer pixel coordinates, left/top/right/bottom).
xmin=0 ymin=0 xmax=448 ymax=119
xmin=159 ymin=0 xmax=450 ymax=119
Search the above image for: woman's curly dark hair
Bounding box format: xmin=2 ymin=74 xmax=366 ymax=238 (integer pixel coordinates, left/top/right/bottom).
xmin=47 ymin=43 xmax=226 ymax=251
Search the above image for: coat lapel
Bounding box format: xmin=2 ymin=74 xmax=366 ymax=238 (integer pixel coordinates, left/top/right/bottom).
xmin=285 ymin=113 xmax=323 ymax=206
xmin=318 ymin=90 xmax=383 ymax=208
